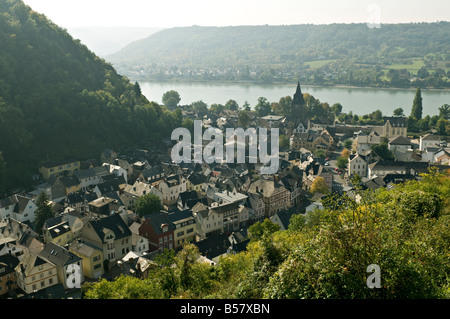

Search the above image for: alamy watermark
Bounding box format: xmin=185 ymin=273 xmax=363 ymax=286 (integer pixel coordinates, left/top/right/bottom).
xmin=171 ymin=120 xmax=279 ymax=174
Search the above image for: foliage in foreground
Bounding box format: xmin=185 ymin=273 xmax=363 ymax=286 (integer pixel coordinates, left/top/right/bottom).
xmin=83 ymin=169 xmax=450 ymax=299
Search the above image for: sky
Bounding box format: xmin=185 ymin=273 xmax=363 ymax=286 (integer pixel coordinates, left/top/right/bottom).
xmin=22 ymin=0 xmax=450 ymax=29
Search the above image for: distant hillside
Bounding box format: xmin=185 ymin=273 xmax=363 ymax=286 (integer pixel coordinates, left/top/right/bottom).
xmin=0 ymin=0 xmax=181 ymax=192
xmin=107 ymin=23 xmax=450 ymax=88
xmin=67 ymin=26 xmax=163 ymax=56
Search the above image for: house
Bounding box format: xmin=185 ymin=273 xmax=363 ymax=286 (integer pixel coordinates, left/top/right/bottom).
xmin=80 ymin=214 xmax=132 ymax=263
xmin=128 ymin=222 xmax=150 ymax=255
xmin=194 ymin=233 xmax=230 ymax=263
xmin=138 ymin=166 xmax=165 ymax=185
xmin=212 ymin=189 xmax=248 ymax=206
xmin=434 ymin=149 xmax=450 ymax=165
xmin=93 ymin=177 xmax=126 ymax=198
xmin=0 ymin=217 xmax=40 ymax=245
xmin=69 ymin=239 xmax=104 ymax=280
xmin=74 ymin=166 xmax=109 ymax=191
xmin=103 ymin=163 xmax=129 ymax=184
xmin=278 ymin=166 xmax=304 ymax=207
xmin=388 ymin=135 xmax=412 ymax=153
xmin=247 ymin=178 xmax=290 ymax=218
xmin=0 ymin=254 xmax=19 ymax=297
xmin=39 ymin=159 xmax=80 ymax=180
xmin=88 ymin=197 xmax=121 ymax=216
xmin=246 ymin=193 xmax=265 ymax=224
xmin=167 ymin=209 xmax=197 ymax=249
xmin=348 ymin=153 xmax=368 ymax=178
xmin=290 ymin=129 xmax=333 ymax=151
xmin=186 ymin=171 xmax=207 ymax=195
xmin=381 ymin=117 xmax=407 ymax=138
xmin=15 ymin=250 xmax=58 ymax=294
xmin=123 ymin=181 xmax=163 ymax=208
xmin=39 ymin=242 xmax=84 ymax=290
xmin=115 ymin=252 xmax=157 ymax=280
xmin=419 ymin=134 xmax=441 ymax=151
xmin=42 ymin=217 xmax=73 ymax=246
xmin=59 ymin=176 xmax=81 ymax=195
xmin=270 ymin=209 xmax=299 ymax=231
xmin=191 ymin=202 xmax=222 ymax=239
xmin=139 ymin=212 xmax=174 ymax=252
xmin=157 ymin=174 xmax=187 ymax=207
xmin=0 ymin=194 xmax=37 ymax=223
xmin=353 ymin=131 xmax=382 ymax=154
xmin=0 ymin=237 xmax=25 ymax=259
xmin=368 ymin=161 xmax=407 ymax=178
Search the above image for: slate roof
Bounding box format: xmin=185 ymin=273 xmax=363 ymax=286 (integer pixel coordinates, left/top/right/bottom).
xmin=88 ymin=214 xmax=132 ymax=242
xmin=142 ymin=212 xmax=175 ymax=235
xmin=388 ymin=135 xmax=411 ymax=145
xmin=39 ymin=242 xmax=82 ymax=267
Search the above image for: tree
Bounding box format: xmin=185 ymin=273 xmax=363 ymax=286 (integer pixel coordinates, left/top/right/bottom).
xmin=411 ymin=87 xmax=423 ymax=120
xmin=225 ymin=99 xmax=239 ymax=111
xmin=331 ymin=103 xmax=343 ymax=116
xmin=439 ymin=104 xmax=450 ymax=120
xmin=162 ymin=90 xmax=181 ymax=109
xmin=238 ymin=110 xmax=250 ymax=127
xmin=436 ymin=118 xmax=449 ymax=136
xmin=190 ymin=100 xmax=208 ymax=116
xmin=393 ymin=107 xmax=404 ymax=117
xmin=336 ymin=156 xmax=348 ymax=170
xmin=371 ymin=143 xmax=394 ymax=160
xmin=242 ymin=100 xmax=251 ymax=111
xmin=341 ymin=148 xmax=351 ymax=158
xmin=343 ymin=139 xmax=353 ymax=150
xmin=34 ymin=192 xmax=54 ymax=235
xmin=254 ymin=97 xmax=271 ymax=117
xmin=248 ymin=219 xmax=280 ymax=241
xmin=134 ymin=193 xmax=163 ymax=217
xmin=277 ymin=96 xmax=292 ymax=116
xmin=310 ymin=176 xmax=329 ymax=194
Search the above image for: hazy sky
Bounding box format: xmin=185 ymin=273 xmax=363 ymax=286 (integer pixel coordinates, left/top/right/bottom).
xmin=22 ymin=0 xmax=450 ymax=28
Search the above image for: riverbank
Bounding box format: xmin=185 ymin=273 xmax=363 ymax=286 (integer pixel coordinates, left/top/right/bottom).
xmin=132 ymin=78 xmax=450 ymax=92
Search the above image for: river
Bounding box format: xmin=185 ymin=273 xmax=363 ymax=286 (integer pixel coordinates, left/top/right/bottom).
xmin=138 ymin=81 xmax=450 ymax=117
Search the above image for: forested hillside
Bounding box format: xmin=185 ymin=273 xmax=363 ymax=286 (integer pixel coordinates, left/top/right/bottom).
xmin=0 ymin=0 xmax=181 ymax=192
xmin=108 ymin=23 xmax=450 ymax=88
xmin=83 ymin=169 xmax=450 ymax=299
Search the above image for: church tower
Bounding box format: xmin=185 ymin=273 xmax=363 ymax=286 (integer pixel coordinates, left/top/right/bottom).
xmin=290 ymin=82 xmax=307 ymax=129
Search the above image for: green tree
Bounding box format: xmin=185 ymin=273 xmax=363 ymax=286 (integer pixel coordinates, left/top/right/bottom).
xmin=411 ymin=87 xmax=423 ymax=120
xmin=248 ymin=218 xmax=280 ymax=241
xmin=238 ymin=110 xmax=250 ymax=127
xmin=436 ymin=118 xmax=449 ymax=136
xmin=254 ymin=97 xmax=271 ymax=117
xmin=439 ymin=104 xmax=450 ymax=120
xmin=336 ymin=156 xmax=348 ymax=170
xmin=34 ymin=192 xmax=55 ymax=235
xmin=225 ymin=99 xmax=239 ymax=111
xmin=310 ymin=176 xmax=329 ymax=194
xmin=162 ymin=90 xmax=181 ymax=109
xmin=393 ymin=107 xmax=404 ymax=117
xmin=134 ymin=193 xmax=163 ymax=217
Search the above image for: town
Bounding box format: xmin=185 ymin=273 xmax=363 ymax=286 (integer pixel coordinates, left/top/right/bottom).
xmin=0 ymin=83 xmax=448 ymax=299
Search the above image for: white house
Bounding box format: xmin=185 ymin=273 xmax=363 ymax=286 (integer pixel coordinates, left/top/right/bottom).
xmin=157 ymin=174 xmax=187 ymax=206
xmin=0 ymin=194 xmax=37 ymax=223
xmin=388 ymin=135 xmax=412 ymax=153
xmin=419 ymin=134 xmax=440 ymax=152
xmin=103 ymin=163 xmax=128 ymax=184
xmin=348 ymin=153 xmax=368 ymax=178
xmin=74 ymin=166 xmax=109 ymax=191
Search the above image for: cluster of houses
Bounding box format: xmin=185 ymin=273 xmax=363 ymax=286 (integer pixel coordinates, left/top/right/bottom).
xmin=0 ymin=84 xmax=448 ymax=299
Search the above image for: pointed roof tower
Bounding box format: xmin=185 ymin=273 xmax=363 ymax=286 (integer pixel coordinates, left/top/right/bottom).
xmin=290 ymin=82 xmax=306 ymax=127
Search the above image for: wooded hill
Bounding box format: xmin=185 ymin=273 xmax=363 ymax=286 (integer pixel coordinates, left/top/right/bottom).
xmin=0 ymin=0 xmax=181 ymax=193
xmin=108 ymin=23 xmax=450 ymax=88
